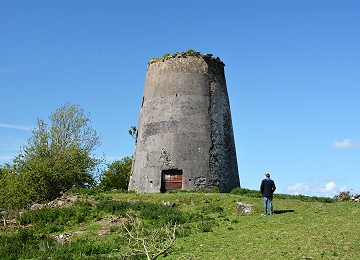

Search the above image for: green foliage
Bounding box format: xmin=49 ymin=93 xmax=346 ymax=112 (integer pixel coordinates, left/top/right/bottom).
xmin=0 ymin=171 xmax=33 ymax=209
xmin=0 ymin=230 xmax=53 ymax=259
xmin=96 ymin=200 xmax=187 ymax=227
xmin=230 ymin=188 xmax=334 ymax=203
xmin=230 ymin=187 xmax=262 ymax=198
xmin=162 ymin=52 xmax=171 ymax=58
xmin=149 ymin=50 xmax=201 ymax=64
xmin=66 ymin=187 xmax=102 ymax=196
xmin=0 ymin=102 xmax=102 ymax=209
xmin=185 ymin=49 xmax=197 ymax=54
xmin=275 ymin=193 xmax=334 ymax=203
xmin=17 ymin=202 xmax=96 ymax=231
xmin=99 ymin=156 xmax=132 ymax=190
xmin=209 ymin=186 xmax=221 ymax=193
xmin=0 ymin=231 xmax=119 ymax=260
xmin=128 ymin=126 xmax=137 ymax=140
xmin=334 ymin=191 xmax=351 ymax=201
xmin=201 ymin=203 xmax=224 ymax=214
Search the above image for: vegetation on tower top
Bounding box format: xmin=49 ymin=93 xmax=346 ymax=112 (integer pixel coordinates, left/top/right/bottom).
xmin=148 ymin=49 xmax=224 ymax=66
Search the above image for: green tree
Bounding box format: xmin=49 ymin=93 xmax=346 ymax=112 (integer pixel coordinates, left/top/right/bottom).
xmin=337 ymin=191 xmax=351 ymax=201
xmin=99 ymin=156 xmax=132 ymax=190
xmin=0 ymin=102 xmax=102 ymax=208
xmin=0 ymin=164 xmax=32 ymax=209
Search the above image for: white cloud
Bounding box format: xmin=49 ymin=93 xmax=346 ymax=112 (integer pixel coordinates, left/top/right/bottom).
xmin=0 ymin=124 xmax=33 ymax=131
xmin=287 ymin=183 xmax=310 ymax=195
xmin=332 ymin=138 xmax=360 ymax=149
xmin=287 ymin=181 xmax=337 ymax=197
xmin=314 ymin=181 xmax=336 ymax=193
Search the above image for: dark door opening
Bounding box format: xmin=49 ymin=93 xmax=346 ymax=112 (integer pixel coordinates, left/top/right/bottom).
xmin=161 ymin=169 xmax=183 ymax=193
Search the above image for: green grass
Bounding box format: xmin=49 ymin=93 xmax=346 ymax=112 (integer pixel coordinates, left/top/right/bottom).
xmin=1 ymin=189 xmax=359 ymax=259
xmin=171 ymin=196 xmax=360 ymax=259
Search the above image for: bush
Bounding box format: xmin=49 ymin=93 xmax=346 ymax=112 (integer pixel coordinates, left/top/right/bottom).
xmin=335 ymin=191 xmax=351 ymax=201
xmin=201 ymin=204 xmax=224 ymax=214
xmin=0 ymin=172 xmax=34 ymax=209
xmin=230 ymin=188 xmax=262 ymax=198
xmin=99 ymin=157 xmax=132 ymax=191
xmin=230 ymin=188 xmax=334 ymax=203
xmin=17 ymin=200 xmax=97 ymax=231
xmin=96 ymin=200 xmax=186 ymax=226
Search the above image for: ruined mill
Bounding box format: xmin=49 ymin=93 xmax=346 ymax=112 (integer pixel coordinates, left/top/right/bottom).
xmin=128 ymin=51 xmax=240 ymax=193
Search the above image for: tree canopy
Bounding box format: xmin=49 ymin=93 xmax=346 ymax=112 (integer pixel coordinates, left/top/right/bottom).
xmin=0 ymin=102 xmax=102 ymax=209
xmin=99 ymin=156 xmax=132 ymax=191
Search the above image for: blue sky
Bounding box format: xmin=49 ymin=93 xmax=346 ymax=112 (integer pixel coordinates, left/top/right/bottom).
xmin=1 ymin=0 xmax=359 ymax=197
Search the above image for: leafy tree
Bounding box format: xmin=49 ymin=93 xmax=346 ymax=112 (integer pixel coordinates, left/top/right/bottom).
xmin=99 ymin=156 xmax=132 ymax=190
xmin=0 ymin=164 xmax=32 ymax=209
xmin=334 ymin=191 xmax=351 ymax=201
xmin=0 ymin=102 xmax=102 ymax=208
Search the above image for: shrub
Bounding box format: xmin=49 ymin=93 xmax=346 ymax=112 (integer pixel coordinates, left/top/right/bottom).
xmin=230 ymin=188 xmax=262 ymax=198
xmin=99 ymin=157 xmax=132 ymax=191
xmin=201 ymin=204 xmax=224 ymax=214
xmin=96 ymin=201 xmax=186 ymax=227
xmin=209 ymin=186 xmax=221 ymax=193
xmin=230 ymin=188 xmax=334 ymax=203
xmin=17 ymin=200 xmax=97 ymax=231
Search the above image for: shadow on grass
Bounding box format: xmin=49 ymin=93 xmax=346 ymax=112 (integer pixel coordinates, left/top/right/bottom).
xmin=273 ymin=210 xmax=295 ymax=214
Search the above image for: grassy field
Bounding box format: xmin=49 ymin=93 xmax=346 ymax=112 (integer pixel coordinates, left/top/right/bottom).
xmin=1 ymin=189 xmax=359 ymax=259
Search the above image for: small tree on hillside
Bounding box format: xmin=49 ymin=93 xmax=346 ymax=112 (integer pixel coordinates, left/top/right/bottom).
xmin=1 ymin=102 xmax=102 ymax=207
xmin=99 ymin=156 xmax=132 ymax=190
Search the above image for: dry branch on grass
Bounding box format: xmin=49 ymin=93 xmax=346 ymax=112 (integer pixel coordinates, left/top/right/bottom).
xmin=121 ymin=212 xmax=177 ymax=260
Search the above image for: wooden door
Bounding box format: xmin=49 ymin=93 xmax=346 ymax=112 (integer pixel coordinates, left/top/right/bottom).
xmin=161 ymin=170 xmax=183 ymax=192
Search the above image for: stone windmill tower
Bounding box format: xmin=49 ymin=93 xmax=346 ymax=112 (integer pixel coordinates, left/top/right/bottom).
xmin=128 ymin=51 xmax=240 ymax=193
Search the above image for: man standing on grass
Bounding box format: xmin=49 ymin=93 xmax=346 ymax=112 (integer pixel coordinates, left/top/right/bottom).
xmin=260 ymin=173 xmax=276 ymax=216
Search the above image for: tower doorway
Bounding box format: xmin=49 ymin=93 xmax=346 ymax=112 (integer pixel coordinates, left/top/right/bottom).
xmin=161 ymin=169 xmax=183 ymax=193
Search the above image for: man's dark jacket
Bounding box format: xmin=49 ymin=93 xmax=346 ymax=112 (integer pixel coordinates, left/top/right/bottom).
xmin=260 ymin=178 xmax=276 ymax=197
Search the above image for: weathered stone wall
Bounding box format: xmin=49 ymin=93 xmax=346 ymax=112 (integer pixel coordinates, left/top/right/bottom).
xmin=204 ymin=56 xmax=240 ymax=192
xmin=128 ymin=52 xmax=240 ymax=193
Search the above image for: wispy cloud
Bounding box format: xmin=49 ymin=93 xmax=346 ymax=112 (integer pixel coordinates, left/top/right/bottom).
xmin=332 ymin=138 xmax=360 ymax=149
xmin=287 ymin=181 xmax=337 ymax=196
xmin=0 ymin=124 xmax=33 ymax=131
xmin=0 ymin=63 xmax=47 ymax=74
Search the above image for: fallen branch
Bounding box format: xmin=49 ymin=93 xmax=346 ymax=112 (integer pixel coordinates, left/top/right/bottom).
xmin=122 ymin=212 xmax=177 ymax=259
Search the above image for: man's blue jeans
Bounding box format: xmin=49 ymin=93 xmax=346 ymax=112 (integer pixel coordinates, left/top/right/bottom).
xmin=264 ymin=196 xmax=273 ymax=215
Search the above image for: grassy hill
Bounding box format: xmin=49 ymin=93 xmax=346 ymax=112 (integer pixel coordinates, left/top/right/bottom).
xmin=1 ymin=189 xmax=359 ymax=259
